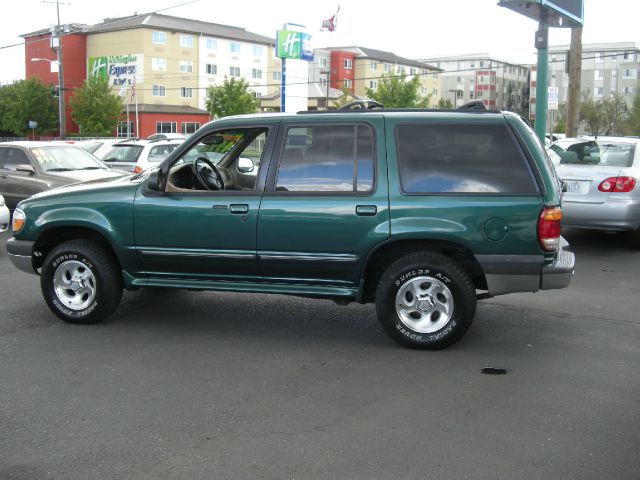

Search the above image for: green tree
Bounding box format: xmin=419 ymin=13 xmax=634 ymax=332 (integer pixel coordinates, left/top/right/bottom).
xmin=365 ymin=73 xmax=431 ymax=108
xmin=205 ymin=78 xmax=258 ymax=118
xmin=579 ymin=96 xmax=606 ymax=136
xmin=1 ymin=78 xmax=58 ymax=136
xmin=437 ymin=97 xmax=453 ymax=109
xmin=601 ymin=93 xmax=628 ymax=136
xmin=552 ymin=102 xmax=567 ymax=134
xmin=625 ymin=93 xmax=640 ymax=135
xmin=70 ymin=76 xmax=123 ymax=136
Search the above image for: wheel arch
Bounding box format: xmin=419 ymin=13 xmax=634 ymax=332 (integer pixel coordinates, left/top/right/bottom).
xmin=359 ymin=239 xmax=487 ymax=303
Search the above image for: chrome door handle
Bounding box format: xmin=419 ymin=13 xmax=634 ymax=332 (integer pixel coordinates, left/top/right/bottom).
xmin=229 ymin=204 xmax=249 ymax=214
xmin=356 ymin=205 xmax=377 ymax=216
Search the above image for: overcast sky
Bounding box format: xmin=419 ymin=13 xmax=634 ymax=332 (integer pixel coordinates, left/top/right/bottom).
xmin=1 ymin=0 xmax=638 ymax=84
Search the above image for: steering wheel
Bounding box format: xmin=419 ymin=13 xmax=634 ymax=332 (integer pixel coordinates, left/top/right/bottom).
xmin=194 ymin=156 xmax=224 ymax=191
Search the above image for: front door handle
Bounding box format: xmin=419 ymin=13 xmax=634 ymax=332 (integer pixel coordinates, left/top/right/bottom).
xmin=229 ymin=204 xmax=249 ymax=214
xmin=356 ymin=205 xmax=377 ymax=216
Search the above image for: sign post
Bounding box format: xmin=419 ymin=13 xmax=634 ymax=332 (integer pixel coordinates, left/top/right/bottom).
xmin=28 ymin=120 xmax=37 ymax=140
xmin=498 ymin=0 xmax=583 ymax=142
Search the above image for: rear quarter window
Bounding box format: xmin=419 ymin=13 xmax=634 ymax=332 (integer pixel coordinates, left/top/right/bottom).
xmin=396 ymin=123 xmax=539 ymax=194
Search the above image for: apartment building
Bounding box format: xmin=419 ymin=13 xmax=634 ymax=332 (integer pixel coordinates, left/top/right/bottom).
xmin=319 ymin=47 xmax=443 ymax=107
xmin=419 ymin=53 xmax=529 ymax=112
xmin=23 ymin=13 xmax=274 ymax=137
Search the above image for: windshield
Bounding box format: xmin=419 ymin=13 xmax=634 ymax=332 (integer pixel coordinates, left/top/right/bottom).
xmin=550 ymin=140 xmax=636 ymax=167
xmin=29 ymin=146 xmax=108 ymax=172
xmin=102 ymin=145 xmax=144 ymax=163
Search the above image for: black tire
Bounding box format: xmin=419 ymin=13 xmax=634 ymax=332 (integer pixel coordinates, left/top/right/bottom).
xmin=375 ymin=252 xmax=476 ymax=350
xmin=40 ymin=240 xmax=123 ymax=324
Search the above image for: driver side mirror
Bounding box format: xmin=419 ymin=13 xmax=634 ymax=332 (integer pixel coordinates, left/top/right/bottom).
xmin=237 ymin=157 xmax=254 ymax=173
xmin=16 ymin=164 xmax=35 ymax=174
xmin=147 ymin=169 xmax=165 ymax=191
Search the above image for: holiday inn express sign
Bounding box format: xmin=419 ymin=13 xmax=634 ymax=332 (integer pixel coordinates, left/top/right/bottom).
xmin=276 ymin=30 xmax=313 ymax=61
xmin=88 ymin=54 xmax=144 ymax=87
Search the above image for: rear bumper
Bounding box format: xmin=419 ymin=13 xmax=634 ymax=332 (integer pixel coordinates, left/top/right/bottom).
xmin=477 ymin=239 xmax=575 ymax=296
xmin=6 ymin=238 xmax=37 ymax=275
xmin=562 ymin=197 xmax=640 ymax=231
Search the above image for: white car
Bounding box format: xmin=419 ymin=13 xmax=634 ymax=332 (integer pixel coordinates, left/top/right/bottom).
xmin=100 ymin=139 xmax=183 ymax=173
xmin=76 ymin=138 xmax=127 ymax=160
xmin=0 ymin=194 xmax=10 ymax=232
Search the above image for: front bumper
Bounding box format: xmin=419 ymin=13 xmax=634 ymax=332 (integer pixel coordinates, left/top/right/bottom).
xmin=6 ymin=238 xmax=37 ymax=275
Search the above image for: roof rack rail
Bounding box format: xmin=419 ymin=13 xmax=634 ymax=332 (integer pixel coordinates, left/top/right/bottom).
xmin=337 ymin=100 xmax=384 ymax=111
xmin=456 ymin=100 xmax=487 ymax=111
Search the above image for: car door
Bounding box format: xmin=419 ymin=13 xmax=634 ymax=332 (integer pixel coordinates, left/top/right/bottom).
xmin=133 ymin=122 xmax=278 ymax=282
xmin=0 ymin=146 xmax=43 ymax=209
xmin=257 ymin=119 xmax=390 ymax=288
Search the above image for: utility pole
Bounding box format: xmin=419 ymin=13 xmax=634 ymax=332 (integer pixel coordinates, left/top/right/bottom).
xmin=45 ymin=0 xmax=67 ymax=139
xmin=566 ymin=27 xmax=582 ymax=137
xmin=534 ymin=19 xmax=549 ymax=142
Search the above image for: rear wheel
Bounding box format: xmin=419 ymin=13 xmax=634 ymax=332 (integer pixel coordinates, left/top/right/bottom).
xmin=41 ymin=240 xmax=123 ymax=324
xmin=375 ymin=252 xmax=477 ymax=349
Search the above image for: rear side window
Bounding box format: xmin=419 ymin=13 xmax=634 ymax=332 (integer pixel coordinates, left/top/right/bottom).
xmin=276 ymin=124 xmax=374 ymax=193
xmin=396 ymin=123 xmax=538 ymax=194
xmin=1 ymin=148 xmax=30 ymax=170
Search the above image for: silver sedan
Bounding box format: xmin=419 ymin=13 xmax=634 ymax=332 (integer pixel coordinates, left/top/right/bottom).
xmin=547 ymin=137 xmax=640 ymax=242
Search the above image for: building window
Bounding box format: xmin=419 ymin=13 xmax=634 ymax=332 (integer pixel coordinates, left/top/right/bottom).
xmin=410 ymin=68 xmax=417 ymax=75
xmin=117 ymin=121 xmax=134 ymax=138
xmin=181 ymin=122 xmax=200 ymax=134
xmin=432 ymin=88 xmax=438 ymax=96
xmin=253 ymin=45 xmax=263 ymax=56
xmin=624 ymin=86 xmax=634 ymax=96
xmin=152 ymin=58 xmax=167 ymax=71
xmin=344 ymin=79 xmax=352 ymax=88
xmin=370 ymin=61 xmax=377 ymax=70
xmin=152 ymin=31 xmax=166 ymax=45
xmin=384 ymin=63 xmax=390 ymax=72
xmin=397 ymin=66 xmax=405 ymax=74
xmin=273 ymin=71 xmax=281 ymax=81
xmin=456 ymin=76 xmax=462 ymax=83
xmin=594 ymin=87 xmax=603 ymax=98
xmin=206 ymin=64 xmax=217 ymax=75
xmin=369 ymin=80 xmax=377 ymax=89
xmin=180 ymin=35 xmax=193 ymax=48
xmin=624 ymin=69 xmax=637 ymax=79
xmin=594 ymin=69 xmax=603 ymax=80
xmin=320 ymin=57 xmax=328 ymax=68
xmin=152 ymin=85 xmax=166 ymax=97
xmin=156 ymin=122 xmax=177 ymax=134
xmin=230 ymin=42 xmax=241 ymax=53
xmin=432 ymin=72 xmax=438 ymax=79
xmin=230 ymin=66 xmax=241 ymax=77
xmin=205 ymin=38 xmax=217 ymax=49
xmin=252 ymin=68 xmax=262 ymax=79
xmin=344 ymin=59 xmax=352 ymax=69
xmin=179 ymin=61 xmax=193 ymax=73
xmin=180 ymin=87 xmax=193 ymax=98
xmin=595 ymin=52 xmax=603 ymax=62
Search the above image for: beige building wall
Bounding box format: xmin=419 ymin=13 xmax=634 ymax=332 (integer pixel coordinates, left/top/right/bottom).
xmin=87 ymin=28 xmax=199 ymax=109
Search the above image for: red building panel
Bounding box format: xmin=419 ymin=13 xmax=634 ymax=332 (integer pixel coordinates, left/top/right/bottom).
xmin=329 ymin=51 xmax=355 ymax=94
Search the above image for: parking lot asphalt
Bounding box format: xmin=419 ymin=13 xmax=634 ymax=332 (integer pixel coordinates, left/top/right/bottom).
xmin=0 ymin=228 xmax=638 ymax=480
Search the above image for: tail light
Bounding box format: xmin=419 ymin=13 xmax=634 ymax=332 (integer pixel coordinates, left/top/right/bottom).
xmin=538 ymin=206 xmax=562 ymax=251
xmin=598 ymin=176 xmax=636 ymax=193
xmin=133 ymin=166 xmax=143 ymax=174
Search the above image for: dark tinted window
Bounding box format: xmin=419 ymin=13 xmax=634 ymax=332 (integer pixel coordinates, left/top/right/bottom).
xmin=276 ymin=124 xmax=374 ymax=192
xmin=1 ymin=148 xmax=30 ymax=170
xmin=397 ymin=123 xmax=538 ymax=194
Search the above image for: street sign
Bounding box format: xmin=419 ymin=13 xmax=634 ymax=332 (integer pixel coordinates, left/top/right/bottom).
xmin=548 ymin=86 xmax=559 ymax=110
xmin=28 ymin=121 xmax=38 ymax=129
xmin=498 ymin=0 xmax=584 ymax=28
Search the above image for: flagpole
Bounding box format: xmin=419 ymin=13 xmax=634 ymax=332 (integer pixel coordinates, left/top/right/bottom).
xmin=126 ymin=83 xmax=130 ymax=139
xmin=134 ymin=76 xmax=139 ymax=139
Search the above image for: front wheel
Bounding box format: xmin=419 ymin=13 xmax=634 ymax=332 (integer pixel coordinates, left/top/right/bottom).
xmin=375 ymin=252 xmax=477 ymax=349
xmin=40 ymin=240 xmax=123 ymax=324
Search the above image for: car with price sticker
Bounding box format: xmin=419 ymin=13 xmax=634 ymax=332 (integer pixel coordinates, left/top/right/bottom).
xmin=547 ymin=136 xmax=640 ymax=245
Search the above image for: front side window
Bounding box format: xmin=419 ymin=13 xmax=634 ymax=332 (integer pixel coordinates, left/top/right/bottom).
xmin=1 ymin=148 xmax=30 ymax=170
xmin=152 ymin=31 xmax=166 ymax=45
xmin=396 ymin=123 xmax=537 ymax=194
xmin=180 ymin=35 xmax=193 ymax=48
xmin=276 ymin=124 xmax=374 ymax=193
xmin=166 ymin=128 xmax=269 ymax=192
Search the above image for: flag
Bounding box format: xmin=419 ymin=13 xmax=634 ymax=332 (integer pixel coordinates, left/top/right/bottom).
xmin=321 ymin=6 xmax=340 ymax=32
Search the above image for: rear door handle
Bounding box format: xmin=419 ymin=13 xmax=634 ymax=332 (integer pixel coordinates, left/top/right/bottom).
xmin=229 ymin=204 xmax=249 ymax=214
xmin=356 ymin=205 xmax=377 ymax=216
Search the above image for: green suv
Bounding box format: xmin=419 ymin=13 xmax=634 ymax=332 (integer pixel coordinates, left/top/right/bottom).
xmin=7 ymin=107 xmax=574 ymax=349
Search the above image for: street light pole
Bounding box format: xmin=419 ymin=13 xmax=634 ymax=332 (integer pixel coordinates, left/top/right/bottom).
xmin=54 ymin=0 xmax=66 ymax=139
